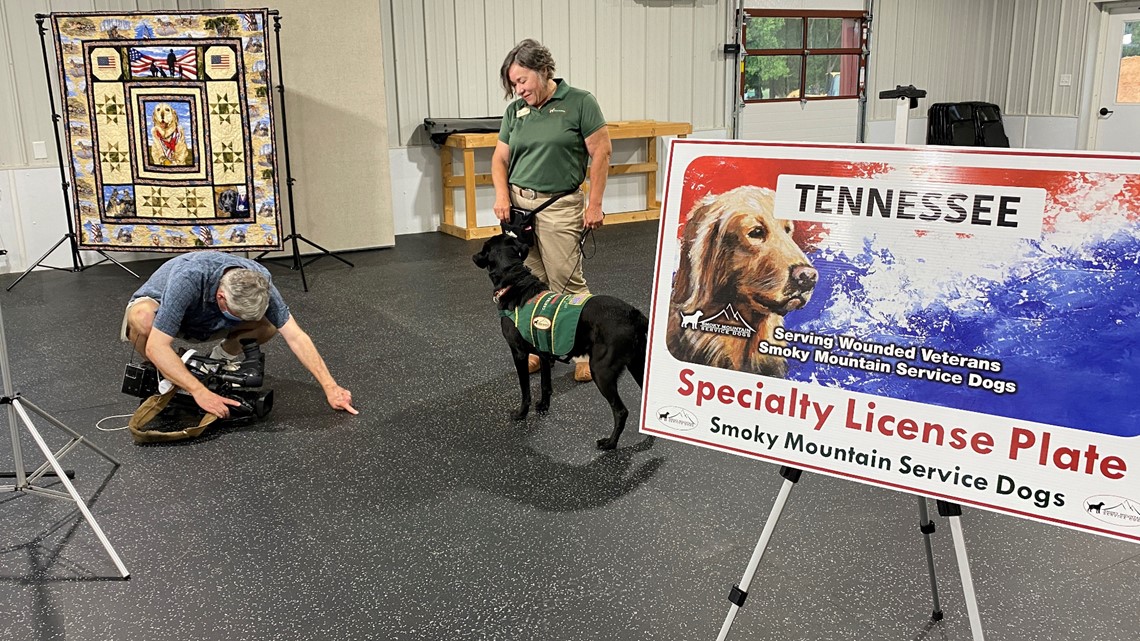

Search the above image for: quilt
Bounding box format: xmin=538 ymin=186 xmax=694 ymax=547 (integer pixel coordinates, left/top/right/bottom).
xmin=52 ymin=10 xmax=281 ymax=251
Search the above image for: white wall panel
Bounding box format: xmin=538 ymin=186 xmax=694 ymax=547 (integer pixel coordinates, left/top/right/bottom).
xmin=1005 ymin=0 xmax=1037 ymax=114
xmin=619 ymin=0 xmax=648 ymax=119
xmin=1031 ymin=0 xmax=1061 ymax=114
xmin=567 ymin=1 xmax=598 ymax=104
xmin=455 ymin=1 xmax=490 ymax=117
xmin=541 ymin=0 xmax=571 ymax=82
xmin=390 ymin=0 xmax=429 ymax=145
xmin=424 ymin=0 xmax=460 ymax=119
xmin=739 ymin=100 xmax=860 ymax=142
xmin=513 ymin=0 xmax=543 ymax=41
xmin=381 ymin=0 xmax=400 ymax=137
xmin=595 ymin=0 xmax=623 ymax=116
xmin=483 ymin=0 xmax=517 ymax=111
xmin=5 ymin=1 xmax=58 ymax=169
xmin=667 ymin=2 xmax=694 ymax=123
xmin=0 ymin=1 xmax=28 ymax=166
xmin=1052 ymin=0 xmax=1088 ymax=115
xmin=643 ymin=5 xmax=671 ymax=122
xmin=691 ymin=0 xmax=723 ymax=130
xmin=986 ymin=1 xmax=1015 ymax=102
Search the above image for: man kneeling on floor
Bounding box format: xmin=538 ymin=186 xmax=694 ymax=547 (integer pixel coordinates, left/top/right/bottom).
xmin=122 ymin=251 xmax=357 ymax=418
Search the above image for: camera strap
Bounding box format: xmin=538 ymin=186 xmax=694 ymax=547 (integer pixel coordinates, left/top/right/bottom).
xmin=127 ymin=388 xmax=219 ymax=444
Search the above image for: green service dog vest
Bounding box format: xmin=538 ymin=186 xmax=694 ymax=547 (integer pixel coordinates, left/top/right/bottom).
xmin=501 ymin=292 xmax=592 ymax=357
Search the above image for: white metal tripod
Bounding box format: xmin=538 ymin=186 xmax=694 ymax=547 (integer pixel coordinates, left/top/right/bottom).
xmin=0 ymin=300 xmax=129 ymax=579
xmin=716 ymin=87 xmax=985 ymax=641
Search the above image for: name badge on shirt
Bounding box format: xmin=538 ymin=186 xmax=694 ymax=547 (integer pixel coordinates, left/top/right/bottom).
xmin=517 ymin=106 xmax=530 ymax=118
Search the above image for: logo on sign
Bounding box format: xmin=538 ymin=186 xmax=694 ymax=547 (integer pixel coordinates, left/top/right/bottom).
xmin=678 ymin=304 xmax=755 ymax=339
xmin=1084 ymin=495 xmax=1140 ymax=527
xmin=657 ymin=406 xmax=697 ymax=431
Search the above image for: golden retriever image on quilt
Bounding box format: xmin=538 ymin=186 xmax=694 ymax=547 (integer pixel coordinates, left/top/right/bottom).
xmin=667 ymin=186 xmax=818 ymax=377
xmin=148 ymin=102 xmax=193 ymax=166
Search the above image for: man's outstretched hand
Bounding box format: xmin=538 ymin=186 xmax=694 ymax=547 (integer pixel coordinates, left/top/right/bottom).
xmin=326 ymin=385 xmax=358 ymax=415
xmin=193 ymin=388 xmax=243 ymax=419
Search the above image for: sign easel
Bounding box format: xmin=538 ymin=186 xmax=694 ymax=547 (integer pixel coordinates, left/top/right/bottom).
xmin=715 ymin=85 xmax=986 ymax=641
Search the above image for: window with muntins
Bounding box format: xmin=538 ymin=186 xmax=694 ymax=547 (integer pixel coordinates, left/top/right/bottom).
xmin=740 ymin=10 xmax=866 ymax=103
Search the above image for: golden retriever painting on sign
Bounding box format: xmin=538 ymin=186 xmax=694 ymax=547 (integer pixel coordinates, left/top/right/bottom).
xmin=667 ymin=186 xmax=817 ymax=377
xmin=147 ymin=102 xmax=193 ymax=166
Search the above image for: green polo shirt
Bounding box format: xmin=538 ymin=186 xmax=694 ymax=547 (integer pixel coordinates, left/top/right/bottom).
xmin=498 ymin=79 xmax=606 ymax=193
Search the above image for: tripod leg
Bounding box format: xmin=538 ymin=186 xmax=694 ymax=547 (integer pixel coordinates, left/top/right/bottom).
xmin=11 ymin=400 xmax=129 ymax=578
xmin=717 ymin=466 xmax=802 ymax=641
xmin=295 ymin=235 xmax=355 ymax=267
xmin=917 ymin=497 xmax=943 ymax=620
xmin=93 ymin=250 xmax=140 ymax=279
xmin=4 ymin=402 xmax=28 ymax=488
xmin=19 ymin=397 xmax=121 ymax=466
xmin=6 ymin=234 xmax=71 ymax=291
xmin=293 ymin=234 xmax=309 ymax=292
xmin=938 ymin=501 xmax=985 ymax=640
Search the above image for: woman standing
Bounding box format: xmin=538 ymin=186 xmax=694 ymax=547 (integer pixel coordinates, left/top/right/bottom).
xmin=492 ymin=39 xmax=612 ymax=382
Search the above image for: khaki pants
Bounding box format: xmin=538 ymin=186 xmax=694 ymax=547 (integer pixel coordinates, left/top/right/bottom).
xmin=510 ymin=185 xmax=590 ymax=296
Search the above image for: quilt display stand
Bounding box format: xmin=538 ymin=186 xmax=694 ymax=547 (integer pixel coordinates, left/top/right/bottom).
xmin=6 ymin=15 xmax=140 ymax=293
xmin=255 ymin=12 xmax=352 ymax=293
xmin=0 ymin=298 xmax=128 ymax=578
xmin=715 ymin=88 xmax=986 ymax=641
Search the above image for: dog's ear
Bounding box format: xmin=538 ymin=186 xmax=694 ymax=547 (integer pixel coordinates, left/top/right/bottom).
xmin=472 ymin=249 xmax=489 ymax=268
xmin=673 ymin=196 xmax=730 ymax=305
xmin=672 ymin=199 xmax=712 ymax=304
xmin=695 ymin=209 xmax=731 ymax=300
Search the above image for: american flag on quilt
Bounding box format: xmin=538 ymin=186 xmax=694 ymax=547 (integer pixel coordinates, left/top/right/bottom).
xmin=129 ymin=49 xmax=198 ymax=79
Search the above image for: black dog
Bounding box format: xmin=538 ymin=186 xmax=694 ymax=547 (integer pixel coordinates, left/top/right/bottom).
xmin=217 ymin=189 xmax=239 ymax=216
xmin=473 ymin=234 xmax=648 ymax=450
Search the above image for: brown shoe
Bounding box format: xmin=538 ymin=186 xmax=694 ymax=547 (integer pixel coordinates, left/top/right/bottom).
xmin=574 ymin=361 xmax=592 ymax=382
xmin=528 ymin=354 xmax=541 ymax=374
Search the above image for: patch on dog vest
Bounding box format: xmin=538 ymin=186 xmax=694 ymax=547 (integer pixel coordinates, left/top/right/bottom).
xmin=501 ymin=292 xmax=592 ymax=356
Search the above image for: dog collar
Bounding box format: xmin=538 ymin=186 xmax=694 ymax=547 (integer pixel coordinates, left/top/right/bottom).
xmin=155 ymin=128 xmax=181 ymax=158
xmin=492 ymin=285 xmax=511 ymax=303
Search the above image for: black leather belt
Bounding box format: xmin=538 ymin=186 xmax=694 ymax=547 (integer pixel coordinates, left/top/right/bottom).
xmin=511 ymin=185 xmax=560 ymax=199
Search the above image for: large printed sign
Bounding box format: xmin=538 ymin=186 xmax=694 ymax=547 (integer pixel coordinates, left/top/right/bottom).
xmin=642 ymin=140 xmax=1140 ymax=543
xmin=52 ymin=11 xmax=281 ymax=251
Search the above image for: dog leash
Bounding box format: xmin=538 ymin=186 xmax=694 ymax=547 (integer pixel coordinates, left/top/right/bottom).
xmin=545 ymin=225 xmax=597 ymax=295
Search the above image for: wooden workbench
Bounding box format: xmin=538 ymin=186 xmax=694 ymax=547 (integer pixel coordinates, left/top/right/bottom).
xmin=437 ymin=120 xmax=692 ymax=240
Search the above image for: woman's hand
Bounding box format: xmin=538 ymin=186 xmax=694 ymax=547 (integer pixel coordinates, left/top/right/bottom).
xmin=584 ymin=204 xmax=604 ymax=230
xmin=494 ymin=195 xmax=512 ymax=222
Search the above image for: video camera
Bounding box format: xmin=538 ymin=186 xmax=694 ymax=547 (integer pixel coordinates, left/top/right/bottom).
xmin=122 ymin=338 xmax=274 ymax=420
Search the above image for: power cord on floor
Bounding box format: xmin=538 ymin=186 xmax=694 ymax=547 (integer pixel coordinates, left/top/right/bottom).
xmin=96 ymin=413 xmax=134 ymax=432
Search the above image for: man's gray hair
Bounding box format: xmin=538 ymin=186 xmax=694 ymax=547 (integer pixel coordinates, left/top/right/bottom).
xmin=219 ymin=268 xmax=270 ymax=321
xmin=500 ymin=38 xmax=555 ymax=99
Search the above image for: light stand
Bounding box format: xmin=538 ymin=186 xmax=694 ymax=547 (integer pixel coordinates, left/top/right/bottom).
xmin=255 ymin=11 xmax=353 ymax=293
xmin=0 ymin=297 xmax=129 ymax=579
xmin=7 ymin=15 xmax=140 ymax=292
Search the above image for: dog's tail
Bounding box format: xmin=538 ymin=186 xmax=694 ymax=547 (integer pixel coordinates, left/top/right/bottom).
xmin=631 ymin=308 xmax=649 ymax=338
xmin=628 ymin=308 xmax=649 ymax=387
